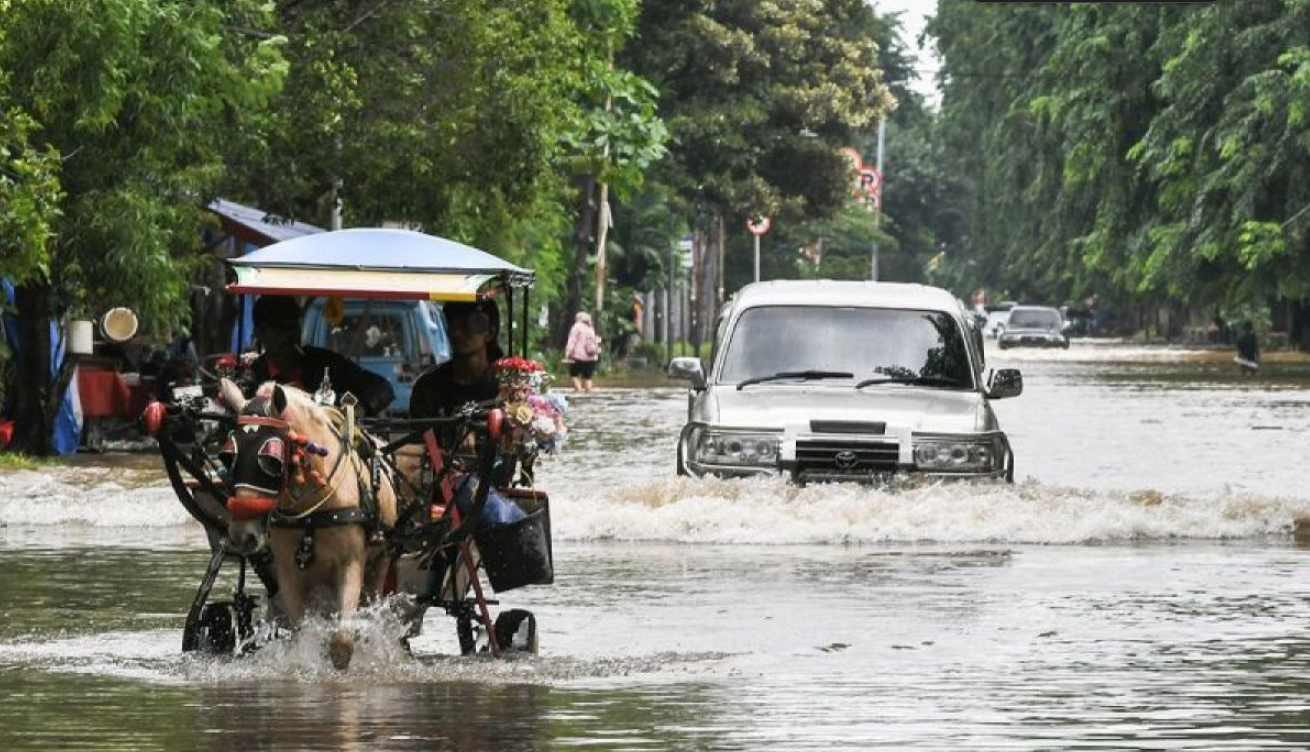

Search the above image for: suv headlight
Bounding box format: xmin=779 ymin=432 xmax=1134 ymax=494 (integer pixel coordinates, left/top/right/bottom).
xmin=912 ymin=437 xmax=1000 ymax=472
xmin=690 ymin=427 xmax=782 ymax=467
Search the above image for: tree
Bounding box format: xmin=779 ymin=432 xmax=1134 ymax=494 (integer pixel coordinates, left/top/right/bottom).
xmin=930 ymin=0 xmax=1310 ymax=341
xmin=555 ymin=0 xmax=668 ymax=345
xmin=628 ymin=0 xmax=893 ymax=342
xmin=0 ymin=0 xmax=287 ymax=453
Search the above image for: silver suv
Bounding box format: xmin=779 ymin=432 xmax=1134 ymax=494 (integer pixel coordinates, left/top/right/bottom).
xmin=668 ymin=281 xmax=1021 ymax=483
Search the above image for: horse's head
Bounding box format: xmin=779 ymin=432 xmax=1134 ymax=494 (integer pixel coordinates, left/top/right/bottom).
xmin=216 ymin=379 xmax=336 ymax=555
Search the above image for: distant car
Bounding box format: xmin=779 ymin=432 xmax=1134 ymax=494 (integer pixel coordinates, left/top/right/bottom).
xmin=997 ymin=306 xmax=1069 ymax=349
xmin=302 ymin=299 xmax=451 ymax=414
xmin=983 ymin=310 xmax=1010 ymax=339
xmin=667 ymin=280 xmax=1021 ymax=483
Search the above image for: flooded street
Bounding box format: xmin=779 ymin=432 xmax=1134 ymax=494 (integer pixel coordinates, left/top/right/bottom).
xmin=4 ymin=344 xmax=1310 ymax=750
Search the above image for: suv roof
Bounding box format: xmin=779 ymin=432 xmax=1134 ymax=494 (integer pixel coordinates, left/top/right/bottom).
xmin=730 ymin=280 xmax=962 ymax=312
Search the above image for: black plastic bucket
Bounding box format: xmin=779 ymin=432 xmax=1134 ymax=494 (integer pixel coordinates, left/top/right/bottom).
xmin=475 ymin=490 xmax=553 ymax=592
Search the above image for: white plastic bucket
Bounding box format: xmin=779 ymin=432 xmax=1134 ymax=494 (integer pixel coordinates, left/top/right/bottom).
xmin=68 ymin=320 xmax=94 ymax=355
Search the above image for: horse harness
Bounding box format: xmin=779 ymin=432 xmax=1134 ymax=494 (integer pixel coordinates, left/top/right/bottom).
xmin=221 ymin=396 xmax=389 ymax=570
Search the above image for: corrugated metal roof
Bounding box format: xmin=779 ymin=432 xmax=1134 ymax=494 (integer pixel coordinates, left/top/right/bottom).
xmin=207 ymin=198 xmax=324 ymax=246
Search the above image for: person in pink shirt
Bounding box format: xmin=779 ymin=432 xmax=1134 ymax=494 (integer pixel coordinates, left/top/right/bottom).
xmin=564 ymin=311 xmax=601 ymax=392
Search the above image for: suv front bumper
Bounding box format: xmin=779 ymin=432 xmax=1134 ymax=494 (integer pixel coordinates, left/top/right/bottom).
xmin=679 ymin=428 xmax=1015 ymax=483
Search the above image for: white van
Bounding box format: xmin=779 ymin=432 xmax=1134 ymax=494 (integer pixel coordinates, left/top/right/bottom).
xmin=667 ymin=281 xmax=1022 ymax=483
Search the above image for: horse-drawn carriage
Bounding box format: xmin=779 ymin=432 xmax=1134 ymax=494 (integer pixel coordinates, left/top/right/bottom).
xmin=145 ymin=228 xmax=556 ymax=668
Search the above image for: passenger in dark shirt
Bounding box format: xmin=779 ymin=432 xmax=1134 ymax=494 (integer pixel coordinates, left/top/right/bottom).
xmin=410 ymin=300 xmax=504 ymax=419
xmin=248 ymin=296 xmax=395 ymax=415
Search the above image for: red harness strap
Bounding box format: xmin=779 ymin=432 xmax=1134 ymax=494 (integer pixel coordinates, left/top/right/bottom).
xmin=228 ymin=495 xmax=278 ymax=520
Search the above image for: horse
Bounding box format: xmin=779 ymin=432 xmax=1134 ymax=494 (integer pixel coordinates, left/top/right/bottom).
xmin=217 ymin=379 xmax=398 ymax=670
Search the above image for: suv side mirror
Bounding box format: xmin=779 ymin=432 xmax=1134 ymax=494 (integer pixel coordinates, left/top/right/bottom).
xmin=667 ymin=357 xmax=706 ymax=389
xmin=987 ymin=368 xmax=1023 ymax=399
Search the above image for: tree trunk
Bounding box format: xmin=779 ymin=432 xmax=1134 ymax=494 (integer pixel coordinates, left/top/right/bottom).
xmin=690 ymin=227 xmax=704 ymax=355
xmin=1291 ymin=299 xmax=1310 ymax=351
xmin=14 ymin=283 xmax=53 ymax=455
xmin=558 ymin=176 xmax=597 ymax=348
xmin=594 ymin=181 xmax=611 ymax=342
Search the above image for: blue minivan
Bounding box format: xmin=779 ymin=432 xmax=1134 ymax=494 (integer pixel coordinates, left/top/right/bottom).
xmin=301 ymin=299 xmax=451 ymax=414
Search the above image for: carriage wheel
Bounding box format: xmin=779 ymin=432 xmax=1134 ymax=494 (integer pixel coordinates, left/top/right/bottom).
xmin=494 ymin=609 xmax=538 ymax=654
xmin=192 ymin=602 xmax=236 ymax=655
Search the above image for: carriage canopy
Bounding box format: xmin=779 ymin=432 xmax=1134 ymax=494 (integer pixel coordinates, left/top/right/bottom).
xmin=226 ymin=228 xmax=534 ymax=301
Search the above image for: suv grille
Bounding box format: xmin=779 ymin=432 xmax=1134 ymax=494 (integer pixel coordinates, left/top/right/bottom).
xmin=795 ymin=440 xmax=899 ymax=475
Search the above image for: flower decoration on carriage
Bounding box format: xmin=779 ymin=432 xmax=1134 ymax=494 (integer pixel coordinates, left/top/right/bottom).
xmin=495 ymin=356 xmax=568 ymax=454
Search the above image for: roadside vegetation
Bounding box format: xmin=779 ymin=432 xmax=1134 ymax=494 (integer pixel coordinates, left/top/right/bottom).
xmin=929 ymin=0 xmax=1310 ymax=345
xmin=4 ymin=0 xmax=1308 ymax=452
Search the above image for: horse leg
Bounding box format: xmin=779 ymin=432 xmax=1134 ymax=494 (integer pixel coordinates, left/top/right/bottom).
xmin=270 ymin=536 xmax=308 ymax=628
xmin=329 ymin=559 xmax=365 ymax=671
xmin=362 ymin=546 xmax=391 ymax=604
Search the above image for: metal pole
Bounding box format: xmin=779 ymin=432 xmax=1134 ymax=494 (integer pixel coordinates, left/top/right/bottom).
xmin=666 ymin=242 xmax=675 ymax=364
xmin=871 ymin=118 xmax=885 ymax=281
xmin=330 ymin=178 xmax=343 ymax=231
xmin=753 ymin=234 xmax=760 ymax=283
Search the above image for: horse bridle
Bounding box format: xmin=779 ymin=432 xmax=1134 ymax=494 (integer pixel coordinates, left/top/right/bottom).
xmin=221 ymin=412 xmax=348 ymax=521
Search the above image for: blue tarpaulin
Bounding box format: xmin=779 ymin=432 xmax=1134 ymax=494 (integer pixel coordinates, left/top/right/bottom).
xmin=1 ymin=281 xmax=81 ymax=455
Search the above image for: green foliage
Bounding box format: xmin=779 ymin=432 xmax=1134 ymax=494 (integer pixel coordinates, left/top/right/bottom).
xmin=0 ymin=106 xmax=61 ymax=290
xmin=561 ymin=67 xmax=669 ymax=196
xmin=0 ymin=0 xmax=287 ymax=332
xmin=931 ymin=0 xmax=1310 ymax=312
xmin=626 ymin=0 xmax=894 ymax=221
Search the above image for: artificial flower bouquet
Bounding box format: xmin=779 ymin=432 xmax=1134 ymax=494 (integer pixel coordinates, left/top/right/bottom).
xmin=495 ymin=356 xmax=569 ymax=455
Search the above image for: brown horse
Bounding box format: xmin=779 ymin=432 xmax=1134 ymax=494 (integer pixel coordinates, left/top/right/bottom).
xmin=219 ymin=379 xmax=397 ymax=670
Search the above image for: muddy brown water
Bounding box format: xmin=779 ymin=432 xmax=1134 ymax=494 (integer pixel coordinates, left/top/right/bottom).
xmin=3 ymin=343 xmax=1310 ymax=750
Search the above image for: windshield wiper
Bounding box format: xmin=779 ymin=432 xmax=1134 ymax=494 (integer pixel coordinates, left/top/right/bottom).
xmin=854 ymin=375 xmax=966 ymax=390
xmin=736 ymin=370 xmax=854 ymax=391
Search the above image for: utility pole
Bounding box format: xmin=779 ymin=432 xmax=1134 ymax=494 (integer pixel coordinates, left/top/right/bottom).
xmin=871 ymin=118 xmax=885 ymax=281
xmin=753 ymin=233 xmax=760 ymax=283
xmin=666 ymin=240 xmax=675 ymax=365
xmin=330 ymin=178 xmax=343 ymax=231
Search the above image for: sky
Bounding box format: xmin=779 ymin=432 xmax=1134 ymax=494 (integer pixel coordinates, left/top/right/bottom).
xmin=870 ymin=0 xmax=941 ymax=104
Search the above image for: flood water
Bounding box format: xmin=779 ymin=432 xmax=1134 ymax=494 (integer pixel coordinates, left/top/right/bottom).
xmin=4 ymin=344 xmax=1310 ymax=750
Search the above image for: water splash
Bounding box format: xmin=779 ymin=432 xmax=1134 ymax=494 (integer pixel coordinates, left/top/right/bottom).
xmin=551 ymin=475 xmax=1310 ymax=544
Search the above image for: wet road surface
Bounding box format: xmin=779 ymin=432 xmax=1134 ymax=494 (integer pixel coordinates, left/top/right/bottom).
xmin=3 ymin=344 xmax=1310 ymax=750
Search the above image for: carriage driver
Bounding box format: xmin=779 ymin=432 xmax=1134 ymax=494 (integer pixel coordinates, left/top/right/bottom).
xmin=409 ymin=300 xmax=503 ymax=420
xmin=248 ymin=295 xmax=395 ymax=416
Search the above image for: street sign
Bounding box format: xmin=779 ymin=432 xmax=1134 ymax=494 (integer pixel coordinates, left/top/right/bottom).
xmin=746 ymin=215 xmax=772 ymax=236
xmin=858 ymin=167 xmax=881 ymax=195
xmin=840 ymin=147 xmax=863 ymax=170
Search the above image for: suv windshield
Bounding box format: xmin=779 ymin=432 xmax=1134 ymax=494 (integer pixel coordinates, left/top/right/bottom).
xmin=1007 ymin=309 xmax=1062 ymax=330
xmin=719 ymin=306 xmax=973 ymax=388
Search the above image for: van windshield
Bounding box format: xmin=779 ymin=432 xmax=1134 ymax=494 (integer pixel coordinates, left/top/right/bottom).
xmin=719 ymin=306 xmax=973 ymax=388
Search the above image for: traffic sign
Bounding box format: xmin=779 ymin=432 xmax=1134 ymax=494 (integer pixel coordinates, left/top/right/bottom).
xmin=746 ymin=215 xmax=772 ymax=236
xmin=840 ymin=147 xmax=863 ymax=170
xmin=858 ymin=167 xmax=881 ymax=195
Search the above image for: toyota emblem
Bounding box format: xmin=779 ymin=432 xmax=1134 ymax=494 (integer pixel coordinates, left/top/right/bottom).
xmin=834 ymin=450 xmax=859 ymax=470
